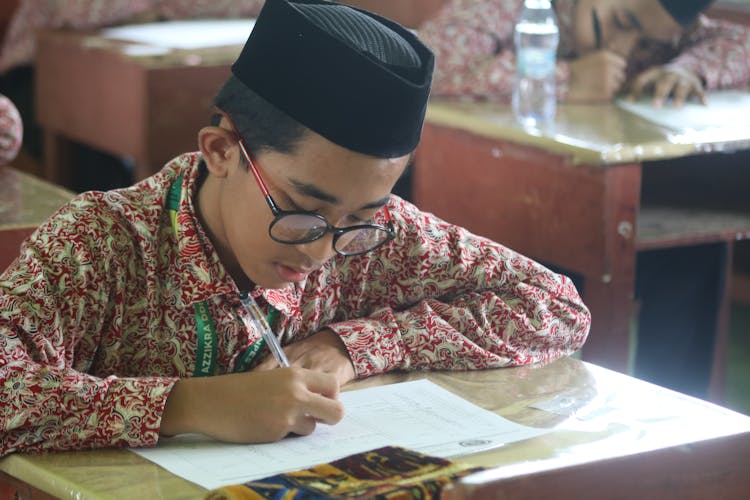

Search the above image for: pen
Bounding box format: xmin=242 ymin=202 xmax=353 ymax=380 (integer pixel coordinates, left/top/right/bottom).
xmin=239 ymin=291 xmax=290 ymax=368
xmin=591 ymin=9 xmax=602 ymax=50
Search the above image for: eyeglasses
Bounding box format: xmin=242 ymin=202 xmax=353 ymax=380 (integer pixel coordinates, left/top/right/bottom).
xmin=219 ymin=111 xmax=396 ymax=256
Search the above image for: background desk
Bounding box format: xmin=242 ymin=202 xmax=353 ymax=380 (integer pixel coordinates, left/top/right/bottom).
xmin=413 ymin=100 xmax=750 ymax=401
xmin=2 ymin=357 xmax=750 ymax=499
xmin=0 ymin=167 xmax=74 ymax=271
xmin=35 ymin=29 xmax=240 ymax=187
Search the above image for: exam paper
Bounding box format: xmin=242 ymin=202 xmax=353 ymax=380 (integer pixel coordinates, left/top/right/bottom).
xmin=132 ymin=379 xmax=549 ymax=490
xmin=100 ymin=19 xmax=256 ymax=50
xmin=616 ymin=90 xmax=750 ymax=131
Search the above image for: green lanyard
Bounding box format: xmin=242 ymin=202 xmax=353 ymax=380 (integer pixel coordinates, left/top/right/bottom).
xmin=167 ymin=176 xmax=277 ymax=376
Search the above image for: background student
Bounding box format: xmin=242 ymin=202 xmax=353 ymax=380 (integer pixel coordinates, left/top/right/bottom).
xmin=419 ymin=0 xmax=750 ymax=107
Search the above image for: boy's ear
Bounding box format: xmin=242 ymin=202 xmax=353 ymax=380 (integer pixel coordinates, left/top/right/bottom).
xmin=198 ymin=126 xmax=239 ymax=178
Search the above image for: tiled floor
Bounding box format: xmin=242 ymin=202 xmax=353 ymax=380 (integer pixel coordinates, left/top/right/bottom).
xmin=725 ymin=304 xmax=750 ymax=415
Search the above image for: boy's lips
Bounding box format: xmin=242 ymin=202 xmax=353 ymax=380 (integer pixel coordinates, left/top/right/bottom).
xmin=275 ymin=263 xmax=313 ymax=282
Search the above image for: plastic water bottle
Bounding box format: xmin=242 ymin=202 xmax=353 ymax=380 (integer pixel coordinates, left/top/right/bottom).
xmin=512 ymin=0 xmax=559 ymax=128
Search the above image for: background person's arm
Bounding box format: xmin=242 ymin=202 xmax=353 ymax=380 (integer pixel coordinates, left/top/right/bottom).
xmin=0 ymin=93 xmax=22 ymax=166
xmin=626 ymin=15 xmax=750 ymax=106
xmin=340 ymin=0 xmax=448 ymax=28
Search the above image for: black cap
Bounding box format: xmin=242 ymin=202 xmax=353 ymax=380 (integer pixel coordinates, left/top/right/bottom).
xmin=658 ymin=0 xmax=715 ymax=27
xmin=231 ymin=0 xmax=434 ymax=157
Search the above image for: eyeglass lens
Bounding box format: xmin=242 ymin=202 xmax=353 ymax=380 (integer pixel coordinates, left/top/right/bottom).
xmin=269 ymin=213 xmax=390 ymax=255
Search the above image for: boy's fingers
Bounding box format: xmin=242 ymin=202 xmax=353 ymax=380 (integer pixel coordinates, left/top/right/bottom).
xmin=304 ymin=369 xmax=341 ymax=399
xmin=652 ymin=73 xmax=678 ymax=107
xmin=672 ymin=81 xmax=692 ymax=108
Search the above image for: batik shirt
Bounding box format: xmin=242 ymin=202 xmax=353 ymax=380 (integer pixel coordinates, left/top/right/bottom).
xmin=0 ymin=153 xmax=590 ymax=456
xmin=418 ymin=0 xmax=750 ymax=101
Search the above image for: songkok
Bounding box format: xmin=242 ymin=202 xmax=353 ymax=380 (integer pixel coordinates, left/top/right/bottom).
xmin=658 ymin=0 xmax=715 ymax=27
xmin=231 ymin=0 xmax=434 ymax=157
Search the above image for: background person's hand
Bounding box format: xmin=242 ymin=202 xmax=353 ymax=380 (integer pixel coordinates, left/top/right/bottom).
xmin=161 ymin=367 xmax=344 ymax=443
xmin=255 ymin=328 xmax=356 ymax=386
xmin=566 ymin=50 xmax=627 ymax=103
xmin=627 ymin=65 xmax=706 ymax=108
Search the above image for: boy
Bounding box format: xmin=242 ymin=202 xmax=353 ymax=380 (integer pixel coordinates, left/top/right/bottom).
xmin=0 ymin=0 xmax=590 ymax=456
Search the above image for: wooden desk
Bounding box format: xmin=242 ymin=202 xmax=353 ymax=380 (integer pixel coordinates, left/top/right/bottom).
xmin=35 ymin=28 xmax=240 ymax=187
xmin=2 ymin=357 xmax=750 ymax=499
xmin=0 ymin=167 xmax=74 ymax=271
xmin=413 ymin=100 xmax=750 ymax=400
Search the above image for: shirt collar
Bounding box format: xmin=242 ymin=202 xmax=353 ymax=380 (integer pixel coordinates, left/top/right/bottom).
xmin=169 ymin=153 xmax=303 ymax=316
xmin=170 ymin=154 xmax=235 ymax=305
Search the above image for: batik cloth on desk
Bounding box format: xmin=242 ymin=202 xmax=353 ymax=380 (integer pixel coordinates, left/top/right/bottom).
xmin=204 ymin=446 xmax=485 ymax=499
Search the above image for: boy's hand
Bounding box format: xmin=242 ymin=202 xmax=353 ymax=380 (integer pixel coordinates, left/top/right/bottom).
xmin=255 ymin=329 xmax=356 ymax=386
xmin=566 ymin=50 xmax=627 ymax=103
xmin=627 ymin=65 xmax=706 ymax=108
xmin=161 ymin=367 xmax=344 ymax=443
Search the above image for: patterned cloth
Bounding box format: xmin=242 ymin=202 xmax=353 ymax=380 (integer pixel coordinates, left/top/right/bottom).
xmin=206 ymin=446 xmax=482 ymax=500
xmin=0 ymin=153 xmax=590 ymax=456
xmin=418 ymin=0 xmax=750 ymax=102
xmin=0 ymin=93 xmax=22 ymax=166
xmin=204 ymin=446 xmax=484 ymax=499
xmin=0 ymin=0 xmax=265 ymax=73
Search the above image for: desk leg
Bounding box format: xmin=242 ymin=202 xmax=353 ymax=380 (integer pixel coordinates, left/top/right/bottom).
xmin=709 ymin=241 xmax=733 ymax=403
xmin=581 ymin=279 xmax=635 ymax=373
xmin=42 ymin=131 xmax=73 ymax=188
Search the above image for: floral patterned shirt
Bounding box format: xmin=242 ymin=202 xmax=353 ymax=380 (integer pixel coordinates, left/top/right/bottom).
xmin=0 ymin=93 xmax=22 ymax=166
xmin=0 ymin=0 xmax=265 ymax=73
xmin=418 ymin=0 xmax=750 ymax=102
xmin=0 ymin=153 xmax=590 ymax=456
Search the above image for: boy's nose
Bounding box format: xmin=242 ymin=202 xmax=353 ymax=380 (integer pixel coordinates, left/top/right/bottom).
xmin=296 ymin=233 xmax=337 ymax=263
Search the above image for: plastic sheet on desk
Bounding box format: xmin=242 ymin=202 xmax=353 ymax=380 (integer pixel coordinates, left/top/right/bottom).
xmin=617 ymin=91 xmax=750 ymax=131
xmin=100 ymin=19 xmax=256 ymax=50
xmin=426 ymin=96 xmax=750 ymax=165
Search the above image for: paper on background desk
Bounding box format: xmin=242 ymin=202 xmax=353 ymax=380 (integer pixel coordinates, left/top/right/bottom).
xmin=100 ymin=19 xmax=256 ymax=50
xmin=616 ymin=90 xmax=750 ymax=131
xmin=132 ymin=379 xmax=549 ymax=490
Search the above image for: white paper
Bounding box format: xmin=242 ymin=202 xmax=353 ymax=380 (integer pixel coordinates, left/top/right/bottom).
xmin=616 ymin=90 xmax=750 ymax=131
xmin=100 ymin=19 xmax=256 ymax=50
xmin=132 ymin=379 xmax=548 ymax=490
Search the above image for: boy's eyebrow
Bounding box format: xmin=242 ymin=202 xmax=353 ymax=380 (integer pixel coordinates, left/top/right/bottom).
xmin=624 ymin=9 xmax=643 ymax=31
xmin=360 ymin=196 xmax=391 ymax=210
xmin=288 ymin=179 xmax=390 ymax=211
xmin=290 ymin=178 xmax=339 ymax=204
xmin=613 ymin=9 xmax=643 ymax=31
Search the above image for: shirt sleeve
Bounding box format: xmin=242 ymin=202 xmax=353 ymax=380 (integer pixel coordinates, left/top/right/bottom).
xmin=0 ymin=198 xmax=177 ymax=457
xmin=0 ymin=94 xmax=22 ymax=166
xmin=156 ymin=0 xmax=265 ymax=19
xmin=328 ymin=198 xmax=591 ymax=377
xmin=417 ymin=0 xmax=570 ymax=102
xmin=667 ymin=16 xmax=750 ymax=91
